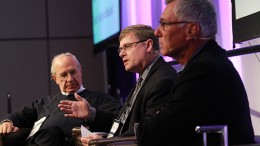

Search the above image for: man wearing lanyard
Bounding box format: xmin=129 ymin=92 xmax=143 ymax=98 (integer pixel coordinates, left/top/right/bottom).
xmin=58 ymin=25 xmax=178 ymax=145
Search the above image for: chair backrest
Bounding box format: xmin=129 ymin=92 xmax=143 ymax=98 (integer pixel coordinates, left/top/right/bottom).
xmin=195 ymin=125 xmax=228 ymax=146
xmin=195 ymin=125 xmax=260 ymax=146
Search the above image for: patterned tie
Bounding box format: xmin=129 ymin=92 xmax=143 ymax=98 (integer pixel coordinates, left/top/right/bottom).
xmin=120 ymin=77 xmax=143 ymax=131
xmin=130 ymin=77 xmax=143 ymax=101
xmin=107 ymin=77 xmax=144 ymax=138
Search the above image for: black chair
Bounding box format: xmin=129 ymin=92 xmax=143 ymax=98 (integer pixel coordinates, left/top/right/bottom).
xmin=195 ymin=125 xmax=260 ymax=146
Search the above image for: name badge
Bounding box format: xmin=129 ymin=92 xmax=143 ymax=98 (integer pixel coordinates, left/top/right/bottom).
xmin=107 ymin=119 xmax=121 ymax=138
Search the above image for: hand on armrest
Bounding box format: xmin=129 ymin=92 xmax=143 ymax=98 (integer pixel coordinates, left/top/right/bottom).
xmin=0 ymin=128 xmax=31 ymax=146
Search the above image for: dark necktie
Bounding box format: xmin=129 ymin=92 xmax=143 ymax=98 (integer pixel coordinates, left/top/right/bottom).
xmin=177 ymin=70 xmax=182 ymax=77
xmin=119 ymin=77 xmax=143 ymax=132
xmin=129 ymin=77 xmax=143 ymax=103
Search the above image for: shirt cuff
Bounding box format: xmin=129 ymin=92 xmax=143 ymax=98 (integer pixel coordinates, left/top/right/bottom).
xmin=85 ymin=107 xmax=96 ymax=123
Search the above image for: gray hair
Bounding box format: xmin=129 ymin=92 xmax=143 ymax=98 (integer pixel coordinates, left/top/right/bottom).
xmin=51 ymin=52 xmax=81 ymax=76
xmin=166 ymin=0 xmax=217 ymax=39
xmin=119 ymin=24 xmax=159 ymax=51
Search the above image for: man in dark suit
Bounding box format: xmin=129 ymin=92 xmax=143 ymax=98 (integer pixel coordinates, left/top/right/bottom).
xmin=137 ymin=0 xmax=255 ymax=146
xmin=58 ymin=24 xmax=177 ymax=145
xmin=0 ymin=52 xmax=121 ymax=146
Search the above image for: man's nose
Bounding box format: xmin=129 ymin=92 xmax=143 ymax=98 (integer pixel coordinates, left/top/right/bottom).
xmin=66 ymin=73 xmax=74 ymax=81
xmin=154 ymin=26 xmax=161 ymax=37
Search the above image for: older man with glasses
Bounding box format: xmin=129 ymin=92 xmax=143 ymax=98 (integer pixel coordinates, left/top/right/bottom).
xmin=0 ymin=52 xmax=121 ymax=146
xmin=136 ymin=0 xmax=255 ymax=146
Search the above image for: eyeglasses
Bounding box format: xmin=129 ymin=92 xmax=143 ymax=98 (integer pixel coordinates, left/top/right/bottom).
xmin=56 ymin=70 xmax=80 ymax=81
xmin=159 ymin=20 xmax=192 ymax=30
xmin=118 ymin=40 xmax=147 ymax=54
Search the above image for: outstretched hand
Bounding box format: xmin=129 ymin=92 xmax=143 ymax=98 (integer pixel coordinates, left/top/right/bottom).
xmin=58 ymin=93 xmax=91 ymax=119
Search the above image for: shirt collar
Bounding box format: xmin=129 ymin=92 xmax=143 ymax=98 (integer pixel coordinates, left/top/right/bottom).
xmin=180 ymin=43 xmax=207 ymax=71
xmin=139 ymin=56 xmax=160 ymax=81
xmin=61 ymin=85 xmax=85 ymax=96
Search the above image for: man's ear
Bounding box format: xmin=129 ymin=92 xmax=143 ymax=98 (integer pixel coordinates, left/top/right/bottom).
xmin=186 ymin=23 xmax=200 ymax=40
xmin=51 ymin=76 xmax=57 ymax=82
xmin=146 ymin=39 xmax=153 ymax=53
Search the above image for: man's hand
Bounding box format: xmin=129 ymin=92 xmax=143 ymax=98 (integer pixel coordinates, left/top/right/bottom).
xmin=80 ymin=133 xmax=103 ymax=146
xmin=58 ymin=93 xmax=91 ymax=119
xmin=0 ymin=121 xmax=19 ymax=135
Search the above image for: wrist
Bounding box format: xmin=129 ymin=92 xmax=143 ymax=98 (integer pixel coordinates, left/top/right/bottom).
xmin=0 ymin=119 xmax=12 ymax=125
xmin=84 ymin=107 xmax=96 ymax=123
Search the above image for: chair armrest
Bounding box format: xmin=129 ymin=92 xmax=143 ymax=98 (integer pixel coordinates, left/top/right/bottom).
xmin=195 ymin=125 xmax=228 ymax=146
xmin=88 ymin=136 xmax=136 ymax=146
xmin=0 ymin=128 xmax=31 ymax=146
xmin=72 ymin=127 xmax=83 ymax=146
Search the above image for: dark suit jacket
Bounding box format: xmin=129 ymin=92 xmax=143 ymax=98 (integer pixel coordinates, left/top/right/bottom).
xmin=137 ymin=40 xmax=255 ymax=146
xmin=119 ymin=57 xmax=177 ymax=136
xmin=2 ymin=89 xmax=121 ymax=144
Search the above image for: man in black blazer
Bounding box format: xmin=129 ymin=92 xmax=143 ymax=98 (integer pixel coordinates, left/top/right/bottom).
xmin=59 ymin=24 xmax=177 ymax=145
xmin=137 ymin=0 xmax=255 ymax=146
xmin=0 ymin=53 xmax=121 ymax=146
